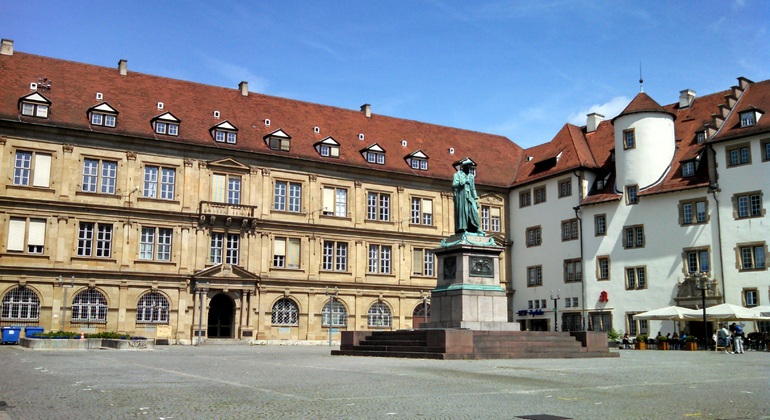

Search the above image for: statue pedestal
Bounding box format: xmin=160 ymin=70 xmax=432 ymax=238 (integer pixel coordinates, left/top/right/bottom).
xmin=425 ymin=235 xmax=518 ymax=331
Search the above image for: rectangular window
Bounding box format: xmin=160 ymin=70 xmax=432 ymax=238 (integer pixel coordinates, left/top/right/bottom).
xmin=534 ymin=186 xmax=546 ymax=204
xmin=682 ymin=161 xmax=695 ymax=177
xmin=82 ymin=158 xmax=117 ymax=194
xmin=7 ymin=217 xmax=46 ymax=254
xmin=367 ymin=192 xmax=391 ymax=221
xmin=727 ymin=144 xmax=751 ymax=167
xmin=594 ymin=214 xmax=607 ymax=236
xmin=269 ymin=137 xmax=290 ymax=151
xmin=627 ymin=314 xmax=648 ymax=336
xmin=564 ymin=259 xmax=582 ymax=283
xmin=412 ymin=248 xmax=435 ymax=277
xmin=625 ymin=267 xmax=646 ymax=290
xmin=13 ymin=150 xmax=51 ymax=187
xmin=680 ymin=199 xmax=708 ymax=225
xmin=527 ymin=266 xmax=543 ymax=287
xmin=558 ymin=179 xmax=572 ymax=198
xmin=623 ymin=225 xmax=645 ymax=249
xmin=21 ymin=102 xmax=49 ymax=118
xmin=481 ymin=206 xmax=501 ymax=232
xmin=744 ymin=289 xmax=758 ymax=307
xmin=274 ymin=181 xmax=302 ymax=212
xmin=209 ymin=233 xmax=239 ymax=265
xmin=322 ymin=187 xmax=347 ymax=217
xmin=526 ymin=226 xmax=542 ymax=247
xmin=139 ymin=227 xmax=172 ymax=261
xmin=739 ymin=111 xmax=756 ymax=127
xmin=368 ymin=244 xmax=392 ymax=274
xmin=626 ymin=185 xmax=639 ymax=205
xmin=597 ymin=256 xmax=610 ymax=280
xmin=519 ymin=190 xmax=531 ymax=207
xmin=561 ymin=219 xmax=579 ymax=241
xmin=227 ymin=176 xmax=241 ymax=205
xmin=211 ymin=173 xmax=239 ymax=204
xmin=684 ymin=248 xmax=710 ymax=274
xmin=763 ymin=140 xmax=770 ymax=162
xmin=322 ymin=241 xmax=348 ymax=271
xmin=143 ymin=166 xmax=176 ymax=200
xmin=273 ymin=237 xmax=301 ymax=269
xmin=734 ymin=192 xmax=763 ymax=219
xmin=738 ymin=243 xmax=766 ymax=271
xmin=91 ymin=112 xmax=116 ymax=127
xmin=77 ymin=222 xmax=112 ymax=258
xmin=623 ymin=129 xmax=635 ymax=149
xmin=410 ymin=197 xmax=433 ymax=225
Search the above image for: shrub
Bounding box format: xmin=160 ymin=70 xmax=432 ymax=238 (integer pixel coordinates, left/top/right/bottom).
xmin=607 ymin=328 xmax=622 ymax=341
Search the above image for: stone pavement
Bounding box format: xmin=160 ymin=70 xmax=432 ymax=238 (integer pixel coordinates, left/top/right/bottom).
xmin=0 ymin=344 xmax=767 ymax=419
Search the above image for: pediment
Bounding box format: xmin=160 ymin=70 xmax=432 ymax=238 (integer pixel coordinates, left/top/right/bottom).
xmin=208 ymin=157 xmax=250 ymax=172
xmin=212 ymin=120 xmax=238 ymax=131
xmin=192 ymin=264 xmax=259 ymax=290
xmin=89 ymin=102 xmax=118 ymax=114
xmin=361 ymin=143 xmax=385 ymax=153
xmin=407 ymin=150 xmax=428 ymax=159
xmin=265 ymin=129 xmax=291 ymax=139
xmin=316 ymin=136 xmax=340 ymax=146
xmin=20 ymin=92 xmax=51 ymax=104
xmin=152 ymin=111 xmax=181 ymax=123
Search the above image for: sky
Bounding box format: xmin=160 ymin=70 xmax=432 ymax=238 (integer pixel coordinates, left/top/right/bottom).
xmin=2 ymin=1 xmax=768 ymax=148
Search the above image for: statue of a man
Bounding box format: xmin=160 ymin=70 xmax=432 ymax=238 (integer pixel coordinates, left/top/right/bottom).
xmin=452 ymin=160 xmax=483 ymax=234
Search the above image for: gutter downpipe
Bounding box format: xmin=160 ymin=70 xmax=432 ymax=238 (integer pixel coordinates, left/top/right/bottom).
xmin=708 ymin=145 xmax=726 ymax=303
xmin=573 ymin=171 xmax=586 ymax=331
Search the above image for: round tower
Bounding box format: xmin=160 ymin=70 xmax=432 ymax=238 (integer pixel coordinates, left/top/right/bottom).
xmin=612 ymin=92 xmax=676 ymax=192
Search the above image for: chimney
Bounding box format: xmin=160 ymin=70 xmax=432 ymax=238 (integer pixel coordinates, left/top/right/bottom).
xmin=679 ymin=89 xmax=696 ymax=108
xmin=0 ymin=39 xmax=13 ymax=56
xmin=360 ymin=103 xmax=371 ymax=118
xmin=239 ymin=81 xmax=249 ymax=96
xmin=118 ymin=59 xmax=127 ymax=76
xmin=586 ymin=113 xmax=604 ymax=133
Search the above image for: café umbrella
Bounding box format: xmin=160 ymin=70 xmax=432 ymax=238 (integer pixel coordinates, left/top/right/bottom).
xmin=633 ymin=306 xmax=700 ymax=320
xmin=682 ymin=303 xmax=770 ymax=321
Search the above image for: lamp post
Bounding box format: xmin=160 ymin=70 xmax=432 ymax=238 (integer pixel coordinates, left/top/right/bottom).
xmin=195 ymin=282 xmax=209 ymax=347
xmin=693 ymin=272 xmax=710 ymax=351
xmin=550 ymin=289 xmax=560 ymax=332
xmin=57 ymin=275 xmax=75 ymax=331
xmin=325 ymin=287 xmax=339 ymax=346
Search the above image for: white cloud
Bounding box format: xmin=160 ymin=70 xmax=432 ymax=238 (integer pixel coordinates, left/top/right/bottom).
xmin=199 ymin=54 xmax=269 ymax=93
xmin=566 ymin=96 xmax=629 ymax=126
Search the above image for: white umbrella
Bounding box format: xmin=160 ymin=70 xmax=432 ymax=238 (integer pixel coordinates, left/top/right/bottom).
xmin=749 ymin=305 xmax=770 ymax=318
xmin=682 ymin=303 xmax=770 ymax=321
xmin=634 ymin=305 xmax=700 ymax=320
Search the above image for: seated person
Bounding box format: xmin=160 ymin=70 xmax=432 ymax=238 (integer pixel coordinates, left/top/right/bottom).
xmin=717 ymin=324 xmax=732 ymax=353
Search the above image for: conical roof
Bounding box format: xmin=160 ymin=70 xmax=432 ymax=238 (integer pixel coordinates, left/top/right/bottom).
xmin=612 ymin=92 xmax=676 ymax=122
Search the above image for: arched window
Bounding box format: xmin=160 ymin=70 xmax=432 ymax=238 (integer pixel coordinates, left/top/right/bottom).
xmin=271 ymin=298 xmax=298 ymax=326
xmin=413 ymin=302 xmax=430 ymax=319
xmin=72 ymin=289 xmax=108 ymax=323
xmin=136 ymin=292 xmax=170 ymax=324
xmin=367 ymin=302 xmax=392 ymax=328
xmin=322 ymin=300 xmax=347 ymax=327
xmin=1 ymin=286 xmax=40 ymax=321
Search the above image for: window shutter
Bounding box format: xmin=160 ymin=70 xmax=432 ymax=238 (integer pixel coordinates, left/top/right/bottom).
xmin=423 ymin=199 xmax=433 ymax=213
xmin=322 ymin=187 xmax=334 ymax=212
xmin=211 ymin=174 xmax=225 ymax=202
xmin=491 ymin=207 xmax=501 ymax=217
xmin=27 ymin=219 xmax=46 ymax=246
xmin=32 ymin=153 xmax=52 ymax=187
xmin=330 ymin=147 xmax=339 ymax=157
xmin=7 ymin=218 xmax=25 ymax=251
xmin=287 ymin=238 xmax=300 ymax=269
xmin=412 ymin=249 xmax=423 ymax=274
xmin=274 ymin=238 xmax=286 ymax=256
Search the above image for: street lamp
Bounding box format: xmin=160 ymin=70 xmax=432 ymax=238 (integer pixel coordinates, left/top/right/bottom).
xmin=325 ymin=287 xmax=339 ymax=346
xmin=195 ymin=281 xmax=209 ymax=347
xmin=57 ymin=275 xmax=75 ymax=331
xmin=550 ymin=289 xmax=560 ymax=332
xmin=692 ymin=272 xmax=710 ymax=350
xmin=420 ymin=290 xmax=430 ymax=327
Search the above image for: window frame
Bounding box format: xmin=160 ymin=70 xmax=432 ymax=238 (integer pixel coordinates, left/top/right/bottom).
xmin=623 ymin=128 xmax=636 ymax=150
xmin=732 ymin=191 xmax=764 ymax=219
xmin=367 ymin=191 xmax=391 ymax=222
xmin=525 ymin=226 xmax=542 ymax=247
xmin=322 ymin=186 xmax=348 ymax=217
xmin=481 ymin=205 xmax=501 ymax=232
xmin=519 ymin=190 xmax=532 ymax=207
xmin=273 ymin=237 xmax=301 ymax=269
xmin=410 ymin=197 xmax=433 ymax=226
xmin=681 ymin=161 xmax=695 ymax=177
xmin=322 ymin=300 xmax=348 ymax=327
xmin=271 ymin=298 xmax=299 ymax=326
xmin=82 ymin=158 xmax=118 ymax=195
xmin=210 ymin=232 xmax=240 ymax=265
xmin=143 ymin=165 xmax=177 ymax=200
xmin=594 ymin=214 xmax=607 ymax=236
xmin=762 ymin=139 xmax=770 ymax=162
xmin=274 ymin=180 xmax=303 ymax=213
xmin=626 ymin=185 xmax=639 ymax=205
xmin=726 ymin=143 xmax=751 ymax=167
xmin=739 ymin=111 xmax=757 ymax=127
xmin=139 ymin=226 xmax=173 ymax=261
xmin=90 ymin=111 xmax=117 ymax=127
xmin=526 ymin=265 xmax=543 ymax=287
xmin=679 ymin=199 xmax=708 ymax=225
xmin=1 ymin=286 xmax=40 ymax=321
xmin=623 ymin=225 xmax=645 ymax=249
xmin=534 ymin=186 xmax=546 ymax=204
xmin=743 ymin=289 xmax=759 ymax=307
xmin=737 ymin=242 xmax=767 ymax=271
xmin=558 ymin=178 xmax=572 ymax=198
xmin=625 ymin=266 xmax=647 ymax=290
xmin=367 ymin=244 xmax=393 ymax=275
xmin=136 ymin=292 xmax=170 ymax=324
xmin=561 ymin=218 xmax=579 ymax=241
xmin=563 ymin=258 xmax=582 ymax=283
xmin=367 ymin=302 xmax=392 ymax=328
xmin=20 ymin=101 xmax=49 ymax=118
xmin=71 ymin=289 xmax=108 ymax=323
xmin=76 ymin=222 xmax=113 ymax=258
xmin=683 ymin=247 xmax=711 ymax=275
xmin=412 ymin=247 xmax=435 ymax=277
xmin=322 ymin=240 xmax=348 ymax=272
xmin=13 ymin=149 xmax=52 ymax=188
xmin=7 ymin=217 xmax=47 ymax=255
xmin=597 ymin=256 xmax=610 ymax=280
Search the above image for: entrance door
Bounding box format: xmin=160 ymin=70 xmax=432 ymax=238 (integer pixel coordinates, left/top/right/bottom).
xmin=207 ymin=294 xmax=234 ymax=338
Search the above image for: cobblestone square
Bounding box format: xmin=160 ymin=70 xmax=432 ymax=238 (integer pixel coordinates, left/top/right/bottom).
xmin=0 ymin=345 xmax=768 ymax=419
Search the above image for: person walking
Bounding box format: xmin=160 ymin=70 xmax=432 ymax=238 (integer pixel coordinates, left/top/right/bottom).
xmin=733 ymin=323 xmax=745 ymax=354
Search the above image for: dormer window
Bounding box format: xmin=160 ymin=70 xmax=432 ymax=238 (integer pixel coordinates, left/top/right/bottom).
xmin=361 ymin=144 xmax=386 ymax=165
xmin=265 ymin=129 xmax=291 ymax=151
xmin=696 ymin=131 xmax=707 ymax=144
xmin=88 ymin=103 xmax=118 ymax=127
xmin=739 ymin=108 xmax=762 ymax=127
xmin=151 ymin=112 xmax=180 ymax=136
xmin=682 ymin=161 xmax=695 ymax=177
xmin=19 ymin=92 xmax=51 ymax=118
xmin=210 ymin=121 xmax=238 ymax=144
xmin=314 ymin=137 xmax=340 ymax=158
xmin=405 ymin=150 xmax=429 ymax=171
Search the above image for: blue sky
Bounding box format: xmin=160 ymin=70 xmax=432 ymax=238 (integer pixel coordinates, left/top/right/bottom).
xmin=3 ymin=1 xmax=768 ymax=148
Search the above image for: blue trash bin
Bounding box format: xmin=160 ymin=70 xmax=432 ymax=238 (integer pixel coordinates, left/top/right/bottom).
xmin=24 ymin=326 xmax=44 ymax=338
xmin=2 ymin=326 xmax=22 ymax=344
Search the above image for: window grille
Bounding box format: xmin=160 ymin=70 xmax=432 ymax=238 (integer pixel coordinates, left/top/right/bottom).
xmin=368 ymin=302 xmax=391 ymax=327
xmin=271 ymin=298 xmax=298 ymax=325
xmin=71 ymin=289 xmax=108 ymax=323
xmin=1 ymin=287 xmax=40 ymax=321
xmin=322 ymin=300 xmax=347 ymax=327
xmin=136 ymin=292 xmax=170 ymax=324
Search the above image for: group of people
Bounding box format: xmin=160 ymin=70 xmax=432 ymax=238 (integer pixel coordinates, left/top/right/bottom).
xmin=716 ymin=322 xmax=745 ymax=354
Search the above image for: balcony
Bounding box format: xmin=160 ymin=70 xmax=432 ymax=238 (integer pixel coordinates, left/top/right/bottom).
xmin=199 ymin=201 xmax=258 ymax=229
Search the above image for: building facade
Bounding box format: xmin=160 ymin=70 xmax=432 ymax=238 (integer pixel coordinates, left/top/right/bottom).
xmin=1 ymin=39 xmax=767 ymax=342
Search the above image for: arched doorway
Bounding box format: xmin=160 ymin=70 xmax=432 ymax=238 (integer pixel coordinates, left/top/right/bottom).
xmin=412 ymin=302 xmax=430 ymax=329
xmin=207 ymin=294 xmax=234 ymax=338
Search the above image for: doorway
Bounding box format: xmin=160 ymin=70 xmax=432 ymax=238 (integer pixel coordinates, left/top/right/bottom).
xmin=208 ymin=294 xmax=234 ymax=338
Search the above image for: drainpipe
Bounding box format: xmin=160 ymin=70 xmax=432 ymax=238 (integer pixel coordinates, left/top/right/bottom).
xmin=573 ymin=171 xmax=586 ymax=331
xmin=708 ymin=144 xmax=726 ymax=304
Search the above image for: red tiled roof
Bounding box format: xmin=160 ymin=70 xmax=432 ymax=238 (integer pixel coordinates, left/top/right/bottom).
xmin=611 ymin=92 xmax=676 ymax=122
xmin=711 ymin=79 xmax=770 ymax=143
xmin=0 ymin=52 xmax=523 ymax=188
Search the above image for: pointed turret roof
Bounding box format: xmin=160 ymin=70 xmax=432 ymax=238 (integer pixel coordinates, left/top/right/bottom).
xmin=611 ymin=92 xmax=676 ymax=122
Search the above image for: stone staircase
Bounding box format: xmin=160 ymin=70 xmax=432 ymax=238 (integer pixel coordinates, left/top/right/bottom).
xmin=332 ymin=329 xmax=618 ymax=359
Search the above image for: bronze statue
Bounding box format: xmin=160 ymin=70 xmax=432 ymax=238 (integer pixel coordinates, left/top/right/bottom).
xmin=452 ymin=159 xmax=483 ymax=234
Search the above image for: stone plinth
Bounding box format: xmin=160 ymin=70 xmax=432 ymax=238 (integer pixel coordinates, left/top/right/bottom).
xmin=425 ymin=235 xmax=519 ymax=331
